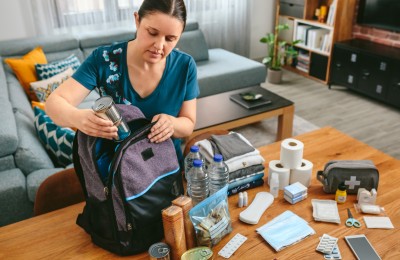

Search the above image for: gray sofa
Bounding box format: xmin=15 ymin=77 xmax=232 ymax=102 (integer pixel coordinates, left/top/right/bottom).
xmin=0 ymin=21 xmax=266 ymax=226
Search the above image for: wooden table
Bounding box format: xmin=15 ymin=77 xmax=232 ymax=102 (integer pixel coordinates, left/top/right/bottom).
xmin=1 ymin=127 xmax=399 ymax=259
xmin=189 ymin=86 xmax=294 ymax=141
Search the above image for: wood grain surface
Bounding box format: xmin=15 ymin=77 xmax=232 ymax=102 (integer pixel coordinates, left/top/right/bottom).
xmin=0 ymin=127 xmax=399 ymax=259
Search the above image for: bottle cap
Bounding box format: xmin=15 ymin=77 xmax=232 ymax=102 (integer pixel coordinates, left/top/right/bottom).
xmin=190 ymin=145 xmax=199 ymax=152
xmin=338 ymin=182 xmax=346 ymax=191
xmin=193 ymin=159 xmax=203 ymax=167
xmin=213 ymin=154 xmax=223 ymax=162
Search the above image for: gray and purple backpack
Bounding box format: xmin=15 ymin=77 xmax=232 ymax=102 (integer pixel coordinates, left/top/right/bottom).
xmin=73 ymin=104 xmax=182 ymax=255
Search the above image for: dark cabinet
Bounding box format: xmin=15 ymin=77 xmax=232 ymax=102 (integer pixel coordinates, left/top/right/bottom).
xmin=329 ymin=39 xmax=400 ymax=108
xmin=387 ymin=61 xmax=400 ymax=107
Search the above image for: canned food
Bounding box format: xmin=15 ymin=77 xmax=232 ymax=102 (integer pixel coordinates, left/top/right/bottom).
xmin=148 ymin=242 xmax=170 ymax=260
xmin=92 ymin=96 xmax=131 ymax=141
xmin=181 ymin=247 xmax=213 ymax=260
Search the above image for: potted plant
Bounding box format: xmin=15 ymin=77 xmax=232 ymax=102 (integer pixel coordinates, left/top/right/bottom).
xmin=285 ymin=40 xmax=302 ymax=67
xmin=260 ymin=24 xmax=301 ymax=84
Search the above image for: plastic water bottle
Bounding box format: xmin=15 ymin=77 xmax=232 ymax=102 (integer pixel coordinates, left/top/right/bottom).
xmin=187 ymin=159 xmax=209 ymax=205
xmin=208 ymin=154 xmax=229 ymax=195
xmin=184 ymin=145 xmax=203 ymax=180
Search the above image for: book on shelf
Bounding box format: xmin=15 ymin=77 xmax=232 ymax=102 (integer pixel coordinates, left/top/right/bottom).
xmin=296 ymin=25 xmax=312 ymax=44
xmin=307 ymin=28 xmax=328 ymax=49
xmin=326 ymin=0 xmax=337 ymax=26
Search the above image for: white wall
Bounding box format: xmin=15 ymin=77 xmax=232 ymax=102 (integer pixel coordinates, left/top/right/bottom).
xmin=0 ymin=0 xmax=35 ymax=41
xmin=249 ymin=0 xmax=276 ymax=60
xmin=0 ymin=0 xmax=276 ymax=59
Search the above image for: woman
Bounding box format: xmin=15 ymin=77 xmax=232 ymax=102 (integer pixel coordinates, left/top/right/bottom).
xmin=46 ymin=0 xmax=199 ymax=164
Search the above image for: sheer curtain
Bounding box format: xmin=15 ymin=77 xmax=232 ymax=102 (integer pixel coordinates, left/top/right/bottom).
xmin=185 ymin=0 xmax=250 ymax=57
xmin=31 ymin=0 xmax=142 ymax=35
xmin=30 ymin=0 xmax=249 ymax=56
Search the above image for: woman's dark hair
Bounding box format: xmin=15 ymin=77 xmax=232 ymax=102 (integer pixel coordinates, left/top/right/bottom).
xmin=138 ymin=0 xmax=187 ymax=30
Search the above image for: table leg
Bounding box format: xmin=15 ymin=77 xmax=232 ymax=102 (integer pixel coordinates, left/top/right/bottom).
xmin=277 ymin=105 xmax=294 ymax=141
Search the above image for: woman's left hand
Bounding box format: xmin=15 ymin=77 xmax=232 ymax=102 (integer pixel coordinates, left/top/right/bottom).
xmin=149 ymin=114 xmax=175 ymax=143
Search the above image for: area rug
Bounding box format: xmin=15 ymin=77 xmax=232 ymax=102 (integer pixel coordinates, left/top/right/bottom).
xmin=231 ymin=115 xmax=320 ymax=148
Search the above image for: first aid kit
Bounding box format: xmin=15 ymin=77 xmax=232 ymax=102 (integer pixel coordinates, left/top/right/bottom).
xmin=317 ymin=160 xmax=379 ymax=194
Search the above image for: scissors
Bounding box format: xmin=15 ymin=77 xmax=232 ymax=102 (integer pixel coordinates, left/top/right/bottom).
xmin=345 ymin=208 xmax=361 ymax=228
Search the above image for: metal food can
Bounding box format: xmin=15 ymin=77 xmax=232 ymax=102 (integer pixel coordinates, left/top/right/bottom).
xmin=92 ymin=96 xmax=131 ymax=141
xmin=148 ymin=242 xmax=170 ymax=260
xmin=181 ymin=247 xmax=213 ymax=260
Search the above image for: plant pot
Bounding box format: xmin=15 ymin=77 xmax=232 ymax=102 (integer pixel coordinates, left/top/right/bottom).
xmin=267 ymin=68 xmax=282 ymax=84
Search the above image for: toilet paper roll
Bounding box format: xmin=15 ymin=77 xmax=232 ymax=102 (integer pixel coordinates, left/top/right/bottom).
xmin=289 ymin=159 xmax=313 ymax=187
xmin=280 ymin=138 xmax=304 ymax=169
xmin=268 ymin=160 xmax=290 ymax=190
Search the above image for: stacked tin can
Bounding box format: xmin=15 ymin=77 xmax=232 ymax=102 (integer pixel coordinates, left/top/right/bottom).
xmin=92 ymin=96 xmax=131 ymax=141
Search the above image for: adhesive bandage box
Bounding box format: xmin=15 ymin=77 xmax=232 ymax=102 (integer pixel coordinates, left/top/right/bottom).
xmin=284 ymin=182 xmax=308 ymax=199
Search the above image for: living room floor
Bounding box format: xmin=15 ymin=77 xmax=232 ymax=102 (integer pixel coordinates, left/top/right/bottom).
xmin=262 ymin=70 xmax=400 ymax=159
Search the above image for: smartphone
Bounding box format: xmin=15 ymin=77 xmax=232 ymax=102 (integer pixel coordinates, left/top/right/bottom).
xmin=345 ymin=235 xmax=381 ymax=260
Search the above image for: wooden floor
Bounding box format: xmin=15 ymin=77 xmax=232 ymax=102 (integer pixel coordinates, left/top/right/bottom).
xmin=261 ymin=70 xmax=400 ymax=159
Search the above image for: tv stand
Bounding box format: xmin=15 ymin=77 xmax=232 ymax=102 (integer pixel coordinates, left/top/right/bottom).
xmin=329 ymin=39 xmax=400 ymax=108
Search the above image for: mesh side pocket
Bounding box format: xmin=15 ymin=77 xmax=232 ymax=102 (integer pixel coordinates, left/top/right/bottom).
xmin=87 ymin=197 xmax=116 ymax=241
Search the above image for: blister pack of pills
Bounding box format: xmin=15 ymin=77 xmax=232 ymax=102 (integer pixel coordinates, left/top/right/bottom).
xmin=316 ymin=234 xmax=338 ymax=254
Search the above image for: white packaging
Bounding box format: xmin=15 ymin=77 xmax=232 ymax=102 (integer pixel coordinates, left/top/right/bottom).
xmin=270 ymin=172 xmax=279 ymax=198
xmin=289 ymin=159 xmax=313 ymax=187
xmin=268 ymin=160 xmax=290 ymax=190
xmin=280 ymin=138 xmax=304 ymax=169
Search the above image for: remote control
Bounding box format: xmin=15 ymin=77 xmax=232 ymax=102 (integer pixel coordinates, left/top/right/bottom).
xmin=239 ymin=192 xmax=274 ymax=224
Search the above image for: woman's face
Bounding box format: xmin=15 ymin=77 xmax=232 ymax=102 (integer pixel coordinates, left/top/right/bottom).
xmin=134 ymin=12 xmax=184 ymax=64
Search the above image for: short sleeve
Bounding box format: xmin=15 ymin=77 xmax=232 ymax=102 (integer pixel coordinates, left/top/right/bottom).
xmin=72 ymin=49 xmax=100 ymax=91
xmin=184 ymin=57 xmax=200 ymax=101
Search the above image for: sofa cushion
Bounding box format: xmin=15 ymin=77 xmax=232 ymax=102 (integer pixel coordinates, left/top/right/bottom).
xmin=35 ymin=54 xmax=80 ymax=80
xmin=6 ymin=72 xmax=35 ymax=120
xmin=0 ymin=169 xmax=33 ymax=226
xmin=14 ymin=110 xmax=54 ymax=175
xmin=30 ymin=68 xmax=73 ymax=102
xmin=78 ymin=28 xmax=135 ymax=57
xmin=26 ymin=167 xmax=65 ymax=203
xmin=4 ymin=47 xmax=47 ymax=101
xmin=0 ymin=34 xmax=79 ymax=57
xmin=196 ymin=48 xmax=267 ymax=98
xmin=0 ymin=98 xmax=18 ymax=157
xmin=0 ymin=155 xmax=16 ymax=172
xmin=34 ymin=107 xmax=75 ymax=168
xmin=176 ymin=29 xmax=209 ymax=62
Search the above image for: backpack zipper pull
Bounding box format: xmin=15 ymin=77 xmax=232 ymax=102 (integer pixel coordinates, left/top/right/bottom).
xmin=127 ymin=223 xmax=133 ymax=230
xmin=104 ymin=187 xmax=109 ymax=197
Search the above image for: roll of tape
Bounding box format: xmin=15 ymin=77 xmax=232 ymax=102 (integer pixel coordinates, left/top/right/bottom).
xmin=280 ymin=138 xmax=304 ymax=169
xmin=268 ymin=160 xmax=290 ymax=190
xmin=290 ymin=159 xmax=313 ymax=187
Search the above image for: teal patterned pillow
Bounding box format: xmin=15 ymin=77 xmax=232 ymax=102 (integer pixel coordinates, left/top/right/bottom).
xmin=35 ymin=54 xmax=81 ymax=80
xmin=33 ymin=107 xmax=75 ymax=167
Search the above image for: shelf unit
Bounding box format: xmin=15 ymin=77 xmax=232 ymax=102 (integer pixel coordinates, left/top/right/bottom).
xmin=276 ymin=0 xmax=357 ymax=84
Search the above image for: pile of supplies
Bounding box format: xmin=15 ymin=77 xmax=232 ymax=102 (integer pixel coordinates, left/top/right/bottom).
xmin=268 ymin=138 xmax=313 ymax=192
xmin=194 ymin=131 xmax=265 ymax=195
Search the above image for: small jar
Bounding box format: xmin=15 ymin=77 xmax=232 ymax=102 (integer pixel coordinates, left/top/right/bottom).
xmin=335 ymin=182 xmax=347 ymax=203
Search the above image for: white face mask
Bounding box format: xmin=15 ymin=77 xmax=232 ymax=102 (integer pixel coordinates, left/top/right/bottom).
xmin=256 ymin=210 xmax=316 ymax=252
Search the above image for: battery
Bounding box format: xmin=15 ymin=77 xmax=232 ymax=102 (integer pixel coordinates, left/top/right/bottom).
xmin=148 ymin=242 xmax=170 ymax=260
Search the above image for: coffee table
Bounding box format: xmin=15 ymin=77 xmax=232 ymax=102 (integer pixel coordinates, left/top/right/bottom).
xmin=189 ymin=85 xmax=294 ymax=141
xmin=1 ymin=127 xmax=399 ymax=259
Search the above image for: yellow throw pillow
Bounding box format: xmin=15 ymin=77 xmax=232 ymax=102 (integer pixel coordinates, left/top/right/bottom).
xmin=31 ymin=101 xmax=46 ymax=111
xmin=5 ymin=47 xmax=48 ymax=101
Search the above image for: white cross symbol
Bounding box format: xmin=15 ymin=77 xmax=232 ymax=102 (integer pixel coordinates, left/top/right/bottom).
xmin=345 ymin=176 xmax=361 ymax=189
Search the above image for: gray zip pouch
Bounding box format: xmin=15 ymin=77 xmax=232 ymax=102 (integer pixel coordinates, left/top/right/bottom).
xmin=317 ymin=160 xmax=379 ymax=194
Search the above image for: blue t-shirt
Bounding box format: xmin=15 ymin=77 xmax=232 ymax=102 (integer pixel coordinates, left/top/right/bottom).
xmin=73 ymin=41 xmax=200 ymax=162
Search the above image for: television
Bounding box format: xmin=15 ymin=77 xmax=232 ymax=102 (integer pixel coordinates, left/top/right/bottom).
xmin=357 ymin=0 xmax=400 ymax=33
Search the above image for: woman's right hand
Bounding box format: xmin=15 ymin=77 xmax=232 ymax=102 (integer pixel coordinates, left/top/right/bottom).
xmin=74 ymin=109 xmax=118 ymax=140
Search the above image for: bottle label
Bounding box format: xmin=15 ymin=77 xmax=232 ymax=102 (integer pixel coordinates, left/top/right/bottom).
xmin=336 ymin=195 xmax=346 ymax=203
